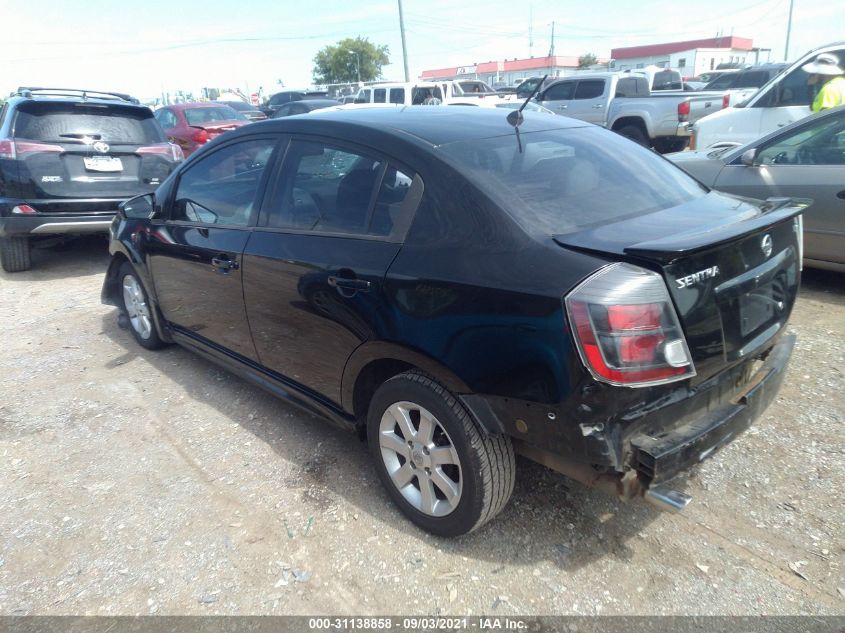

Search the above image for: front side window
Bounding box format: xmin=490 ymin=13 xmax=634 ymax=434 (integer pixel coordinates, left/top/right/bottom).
xmin=172 ymin=138 xmax=277 ymax=225
xmin=543 ymin=82 xmax=575 ymax=101
xmin=267 ymin=140 xmax=415 ymax=237
xmin=574 ymin=80 xmax=605 ymax=99
xmin=757 ymin=114 xmax=845 ymax=166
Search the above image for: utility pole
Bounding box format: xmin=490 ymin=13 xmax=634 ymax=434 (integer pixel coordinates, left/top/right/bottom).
xmin=548 ymin=21 xmax=555 ymax=76
xmin=529 ymin=5 xmax=534 ymax=57
xmin=397 ymin=0 xmax=410 ymax=82
xmin=784 ymin=0 xmax=795 ymax=61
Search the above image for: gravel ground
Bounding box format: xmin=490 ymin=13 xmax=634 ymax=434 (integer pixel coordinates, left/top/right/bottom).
xmin=0 ymin=237 xmax=843 ymax=616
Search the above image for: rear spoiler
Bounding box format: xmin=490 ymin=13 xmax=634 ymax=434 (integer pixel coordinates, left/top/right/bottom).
xmin=622 ymin=198 xmax=809 ymax=263
xmin=553 ymin=197 xmax=810 ymax=264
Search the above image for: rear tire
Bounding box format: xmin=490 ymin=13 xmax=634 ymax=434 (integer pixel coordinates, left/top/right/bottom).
xmin=367 ymin=371 xmax=515 ymax=536
xmin=118 ymin=262 xmax=166 ymax=350
xmin=0 ymin=236 xmax=32 ymax=273
xmin=615 ymin=125 xmax=650 ymax=147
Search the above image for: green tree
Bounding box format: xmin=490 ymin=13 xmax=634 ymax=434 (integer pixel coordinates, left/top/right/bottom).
xmin=312 ymin=37 xmax=390 ymax=84
xmin=578 ymin=53 xmax=598 ymax=69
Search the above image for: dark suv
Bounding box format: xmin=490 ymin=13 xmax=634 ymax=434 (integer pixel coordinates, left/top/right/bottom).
xmin=0 ymin=88 xmax=182 ymax=272
xmin=102 ymin=108 xmax=800 ymax=536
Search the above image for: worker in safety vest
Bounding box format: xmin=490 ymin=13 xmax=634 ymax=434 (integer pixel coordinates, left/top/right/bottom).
xmin=802 ymin=52 xmax=845 ymax=112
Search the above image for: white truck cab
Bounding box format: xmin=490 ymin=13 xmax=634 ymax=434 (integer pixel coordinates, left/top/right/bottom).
xmin=692 ymin=42 xmax=845 ymax=150
xmin=355 ymin=81 xmax=472 ymax=106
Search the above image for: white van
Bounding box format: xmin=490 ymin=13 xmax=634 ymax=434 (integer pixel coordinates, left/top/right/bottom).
xmin=691 ymin=41 xmax=845 ymax=150
xmin=355 ymin=81 xmax=462 ymax=106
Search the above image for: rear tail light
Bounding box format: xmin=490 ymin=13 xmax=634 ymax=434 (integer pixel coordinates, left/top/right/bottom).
xmin=136 ymin=143 xmax=185 ymax=162
xmin=565 ymin=263 xmax=695 ymax=387
xmin=11 ymin=204 xmax=37 ymax=214
xmin=192 ymin=129 xmax=209 ymax=144
xmin=0 ymin=138 xmax=63 ymax=159
xmin=677 ymin=100 xmax=690 ymax=122
xmin=722 ymin=93 xmax=730 ymax=109
xmin=0 ymin=139 xmax=14 ymax=159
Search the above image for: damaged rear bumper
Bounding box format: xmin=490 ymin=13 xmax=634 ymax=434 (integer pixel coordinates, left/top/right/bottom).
xmin=512 ymin=333 xmax=796 ymax=510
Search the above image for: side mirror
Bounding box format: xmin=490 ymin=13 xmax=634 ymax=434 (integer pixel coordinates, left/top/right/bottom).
xmin=120 ymin=193 xmax=157 ymax=219
xmin=740 ymin=148 xmax=758 ymax=167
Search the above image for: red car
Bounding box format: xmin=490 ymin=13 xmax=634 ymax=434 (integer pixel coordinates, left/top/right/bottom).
xmin=154 ymin=102 xmax=249 ymax=157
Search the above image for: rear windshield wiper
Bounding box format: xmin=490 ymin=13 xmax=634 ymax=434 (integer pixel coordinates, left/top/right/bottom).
xmin=59 ymin=133 xmax=102 ymax=140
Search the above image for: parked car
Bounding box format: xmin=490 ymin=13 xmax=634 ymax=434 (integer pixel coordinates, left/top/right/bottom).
xmin=535 ymin=72 xmax=723 ymax=152
xmin=270 ymin=99 xmax=340 ymax=118
xmin=154 ymin=103 xmax=249 ymax=157
xmin=0 ymin=87 xmax=182 ymax=272
xmin=515 ymin=76 xmax=552 ymax=99
xmin=457 ymin=80 xmax=498 ymax=95
xmin=669 ymin=105 xmax=845 ymax=272
xmin=692 ymin=42 xmax=845 ymax=150
xmin=684 ymin=70 xmax=740 ymax=91
xmin=702 ymin=63 xmax=789 ymax=107
xmin=103 ymin=107 xmax=801 ymax=536
xmin=218 ymin=100 xmax=267 ymax=122
xmin=262 ymin=90 xmax=328 ymax=116
xmin=354 ymin=81 xmax=496 ymax=106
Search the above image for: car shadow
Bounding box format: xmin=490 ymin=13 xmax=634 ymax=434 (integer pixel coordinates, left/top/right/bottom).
xmin=99 ymin=310 xmax=662 ymax=571
xmin=0 ymin=235 xmax=110 ymax=282
xmin=799 ymin=267 xmax=845 ymax=304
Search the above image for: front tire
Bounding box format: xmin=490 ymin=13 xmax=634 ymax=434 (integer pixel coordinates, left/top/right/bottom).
xmin=367 ymin=372 xmax=515 ymax=536
xmin=118 ymin=262 xmax=165 ymax=350
xmin=0 ymin=236 xmax=31 ymax=272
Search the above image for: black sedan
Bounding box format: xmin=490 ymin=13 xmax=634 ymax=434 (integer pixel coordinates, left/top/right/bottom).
xmin=218 ymin=100 xmax=267 ymax=122
xmin=102 ymin=107 xmax=802 ymax=536
xmin=270 ymin=99 xmax=340 ymax=118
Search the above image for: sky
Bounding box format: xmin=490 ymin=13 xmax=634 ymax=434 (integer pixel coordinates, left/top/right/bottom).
xmin=2 ymin=0 xmax=843 ymax=101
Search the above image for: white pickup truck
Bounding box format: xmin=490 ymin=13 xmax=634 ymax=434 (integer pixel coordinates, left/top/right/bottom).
xmin=535 ymin=72 xmax=723 ymax=152
xmin=355 ymin=80 xmax=504 ymax=106
xmin=692 ymin=42 xmax=845 ymax=150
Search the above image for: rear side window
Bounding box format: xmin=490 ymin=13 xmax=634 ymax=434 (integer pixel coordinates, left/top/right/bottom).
xmin=389 ymin=88 xmax=405 ymax=104
xmin=172 ymin=138 xmax=277 ymax=226
xmin=441 ymin=126 xmax=706 ymax=235
xmin=266 ymin=140 xmax=415 ymax=237
xmin=155 ymin=109 xmax=178 ymax=129
xmin=574 ymin=80 xmax=605 ymax=99
xmin=13 ymin=103 xmax=164 ymax=144
xmin=374 ymin=89 xmax=386 ymax=103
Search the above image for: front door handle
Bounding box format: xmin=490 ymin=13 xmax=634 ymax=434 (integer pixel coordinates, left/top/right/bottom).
xmin=211 ymin=256 xmax=239 ymax=273
xmin=556 ymin=105 xmax=567 ymax=110
xmin=592 ymin=104 xmax=604 ymax=109
xmin=328 ymin=276 xmax=371 ymax=293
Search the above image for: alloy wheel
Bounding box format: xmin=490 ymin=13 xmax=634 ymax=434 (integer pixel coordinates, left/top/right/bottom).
xmin=122 ymin=274 xmax=152 ymax=340
xmin=378 ymin=401 xmax=462 ymax=517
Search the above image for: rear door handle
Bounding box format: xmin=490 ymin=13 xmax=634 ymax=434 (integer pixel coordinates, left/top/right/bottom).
xmin=211 ymin=256 xmax=239 ymax=273
xmin=328 ymin=276 xmax=371 ymax=292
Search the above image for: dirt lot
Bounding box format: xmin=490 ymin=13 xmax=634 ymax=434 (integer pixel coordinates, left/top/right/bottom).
xmin=1 ymin=237 xmax=843 ymax=616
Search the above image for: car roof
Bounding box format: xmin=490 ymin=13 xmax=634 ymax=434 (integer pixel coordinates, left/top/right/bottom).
xmin=247 ymin=105 xmax=588 ymax=147
xmin=5 ymin=94 xmax=148 ymax=110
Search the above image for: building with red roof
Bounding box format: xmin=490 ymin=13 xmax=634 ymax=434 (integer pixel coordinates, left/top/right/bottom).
xmin=420 ymin=55 xmax=609 ymax=86
xmin=611 ymin=36 xmax=754 ymax=77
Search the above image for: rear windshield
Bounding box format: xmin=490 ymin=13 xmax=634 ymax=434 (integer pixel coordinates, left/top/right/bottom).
xmin=13 ymin=103 xmax=164 ymax=144
xmin=652 ymin=71 xmax=682 ymax=90
xmin=223 ymin=101 xmax=252 ymax=111
xmin=184 ymin=106 xmax=245 ymax=125
xmin=440 ymin=126 xmax=706 ymax=235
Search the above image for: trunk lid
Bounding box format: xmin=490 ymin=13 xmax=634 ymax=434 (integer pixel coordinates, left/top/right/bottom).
xmin=189 ymin=120 xmax=246 ymax=141
xmin=554 ymin=193 xmax=805 ymax=381
xmin=11 ymin=101 xmax=174 ymax=207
